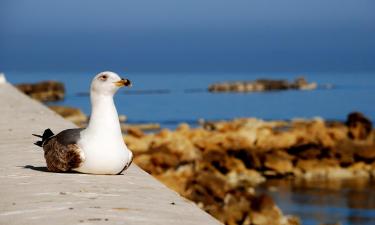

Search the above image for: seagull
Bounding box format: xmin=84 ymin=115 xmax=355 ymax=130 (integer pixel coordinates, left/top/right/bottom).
xmin=33 ymin=71 xmax=133 ymax=175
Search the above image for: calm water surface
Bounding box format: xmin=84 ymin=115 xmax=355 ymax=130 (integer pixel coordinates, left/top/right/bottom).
xmin=258 ymin=179 xmax=375 ymax=225
xmin=6 ymin=72 xmax=375 ymax=127
xmin=6 ymin=71 xmax=375 ymax=225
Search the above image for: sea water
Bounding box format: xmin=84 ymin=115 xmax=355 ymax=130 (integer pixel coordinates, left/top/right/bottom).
xmin=6 ymin=71 xmax=375 ymax=225
xmin=6 ymin=72 xmax=375 ymax=127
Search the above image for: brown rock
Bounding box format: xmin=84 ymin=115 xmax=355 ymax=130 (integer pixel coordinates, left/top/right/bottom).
xmin=48 ymin=105 xmax=87 ymax=125
xmin=208 ymin=77 xmax=316 ymax=93
xmin=124 ymin=135 xmax=154 ymax=154
xmin=133 ymin=154 xmax=153 ymax=172
xmin=346 ymin=112 xmax=372 ymax=140
xmin=155 ymin=165 xmax=193 ymax=196
xmin=223 ymin=194 xmax=252 ymax=225
xmin=264 ymin=151 xmax=294 ymax=175
xmin=250 ymin=194 xmax=287 ymax=225
xmin=296 ymin=159 xmax=339 ymax=172
xmin=127 ymin=127 xmax=145 ymax=138
xmin=149 ymin=133 xmax=200 ymax=162
xmin=295 ymin=158 xmax=359 ymax=179
xmin=348 ymin=162 xmax=371 ymax=178
xmin=176 ymin=123 xmax=191 ymax=132
xmin=355 ymin=145 xmax=375 ymax=162
xmin=227 ymin=170 xmax=265 ymax=187
xmin=187 ymin=170 xmax=230 ymax=204
xmin=150 ymin=152 xmax=180 ymax=169
xmin=16 ymin=80 xmax=65 ymax=102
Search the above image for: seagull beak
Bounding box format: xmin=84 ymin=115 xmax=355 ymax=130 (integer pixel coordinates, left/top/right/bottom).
xmin=114 ymin=78 xmax=132 ymax=87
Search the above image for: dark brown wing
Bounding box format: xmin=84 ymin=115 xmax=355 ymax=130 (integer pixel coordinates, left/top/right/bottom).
xmin=42 ymin=128 xmax=84 ymax=172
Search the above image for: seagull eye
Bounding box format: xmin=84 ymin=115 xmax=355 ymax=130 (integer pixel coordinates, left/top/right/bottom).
xmin=99 ymin=75 xmax=108 ymax=81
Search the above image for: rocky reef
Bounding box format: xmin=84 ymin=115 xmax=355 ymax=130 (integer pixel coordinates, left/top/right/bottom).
xmin=16 ymin=81 xmax=65 ymax=102
xmin=208 ymin=77 xmax=317 ymax=93
xmin=48 ymin=105 xmax=88 ymax=125
xmin=125 ymin=112 xmax=374 ymax=225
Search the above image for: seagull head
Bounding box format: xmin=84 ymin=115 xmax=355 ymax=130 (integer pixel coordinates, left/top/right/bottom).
xmin=91 ymin=71 xmax=131 ymax=96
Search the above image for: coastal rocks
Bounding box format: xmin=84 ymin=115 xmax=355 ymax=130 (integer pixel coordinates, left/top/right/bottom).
xmin=185 ymin=167 xmax=294 ymax=225
xmin=121 ymin=123 xmax=161 ymax=133
xmin=264 ymin=151 xmax=294 ymax=175
xmin=208 ymin=77 xmax=317 ymax=93
xmin=346 ymin=112 xmax=373 ymax=141
xmin=48 ymin=105 xmax=87 ymax=125
xmin=127 ymin=125 xmax=300 ymax=224
xmin=250 ymin=194 xmax=300 ymax=225
xmin=16 ymin=81 xmax=65 ymax=102
xmin=126 ymin=112 xmax=374 ymax=225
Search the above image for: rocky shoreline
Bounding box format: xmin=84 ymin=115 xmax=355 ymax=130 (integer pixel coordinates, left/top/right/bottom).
xmin=123 ymin=112 xmax=374 ymax=225
xmin=16 ymin=81 xmax=65 ymax=102
xmin=208 ymin=77 xmax=318 ymax=93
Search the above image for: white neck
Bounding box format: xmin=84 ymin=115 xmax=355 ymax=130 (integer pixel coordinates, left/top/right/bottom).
xmin=85 ymin=92 xmax=123 ymax=140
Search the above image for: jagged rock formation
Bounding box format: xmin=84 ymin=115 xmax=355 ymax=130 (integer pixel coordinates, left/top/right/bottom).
xmin=48 ymin=105 xmax=87 ymax=125
xmin=125 ymin=112 xmax=374 ymax=225
xmin=208 ymin=77 xmax=317 ymax=93
xmin=16 ymin=81 xmax=65 ymax=102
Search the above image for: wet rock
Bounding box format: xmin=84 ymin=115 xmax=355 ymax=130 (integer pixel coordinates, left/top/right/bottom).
xmin=121 ymin=123 xmax=161 ymax=133
xmin=250 ymin=194 xmax=299 ymax=225
xmin=149 ymin=131 xmax=201 ymax=163
xmin=154 ymin=165 xmax=193 ymax=195
xmin=208 ymin=77 xmax=317 ymax=93
xmin=296 ymin=158 xmax=357 ymax=180
xmin=334 ymin=145 xmax=356 ymax=166
xmin=125 ymin=112 xmax=375 ymax=225
xmin=291 ymin=77 xmax=317 ymax=90
xmin=227 ymin=170 xmax=266 ymax=188
xmin=355 ymin=145 xmax=375 ymax=162
xmin=348 ymin=162 xmax=371 ymax=179
xmin=48 ymin=105 xmax=87 ymax=125
xmin=16 ymin=81 xmax=65 ymax=102
xmin=125 ymin=135 xmax=154 ymax=154
xmin=288 ymin=145 xmax=322 ymax=159
xmin=346 ymin=112 xmax=372 ymax=141
xmin=264 ymin=151 xmax=294 ymax=175
xmin=127 ymin=127 xmax=145 ymax=138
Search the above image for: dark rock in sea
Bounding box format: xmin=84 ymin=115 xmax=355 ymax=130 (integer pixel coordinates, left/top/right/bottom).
xmin=48 ymin=105 xmax=87 ymax=125
xmin=346 ymin=112 xmax=372 ymax=141
xmin=16 ymin=81 xmax=65 ymax=102
xmin=208 ymin=77 xmax=317 ymax=93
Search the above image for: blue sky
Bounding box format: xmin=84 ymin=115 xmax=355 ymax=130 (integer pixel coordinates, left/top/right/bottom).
xmin=0 ymin=0 xmax=374 ymax=72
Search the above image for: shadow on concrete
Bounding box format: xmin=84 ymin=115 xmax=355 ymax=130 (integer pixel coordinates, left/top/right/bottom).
xmin=22 ymin=165 xmax=50 ymax=172
xmin=22 ymin=165 xmax=83 ymax=174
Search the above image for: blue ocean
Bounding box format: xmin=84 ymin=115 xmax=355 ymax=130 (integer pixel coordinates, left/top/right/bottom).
xmin=6 ymin=71 xmax=375 ymax=225
xmin=6 ymin=72 xmax=375 ymax=127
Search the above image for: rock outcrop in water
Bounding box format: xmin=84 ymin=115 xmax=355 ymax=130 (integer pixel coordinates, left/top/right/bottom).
xmin=16 ymin=81 xmax=65 ymax=102
xmin=125 ymin=112 xmax=374 ymax=225
xmin=48 ymin=105 xmax=88 ymax=125
xmin=208 ymin=77 xmax=317 ymax=93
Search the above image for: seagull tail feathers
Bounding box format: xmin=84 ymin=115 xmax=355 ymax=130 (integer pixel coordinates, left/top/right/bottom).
xmin=32 ymin=128 xmax=55 ymax=147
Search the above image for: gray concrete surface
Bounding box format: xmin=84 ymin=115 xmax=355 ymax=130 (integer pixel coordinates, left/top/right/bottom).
xmin=0 ymin=82 xmax=222 ymax=225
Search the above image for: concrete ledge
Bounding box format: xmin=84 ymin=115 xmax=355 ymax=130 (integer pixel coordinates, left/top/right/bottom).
xmin=0 ymin=82 xmax=221 ymax=225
